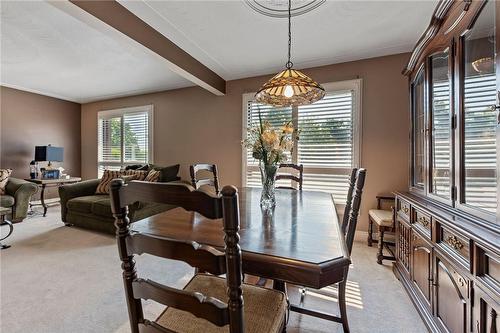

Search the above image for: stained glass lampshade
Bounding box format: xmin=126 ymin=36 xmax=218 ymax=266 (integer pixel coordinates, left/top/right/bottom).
xmin=255 ymin=68 xmax=326 ymax=107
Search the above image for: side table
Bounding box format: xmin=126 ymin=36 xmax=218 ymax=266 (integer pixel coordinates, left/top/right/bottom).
xmin=0 ymin=206 xmax=13 ymax=249
xmin=24 ymin=177 xmax=82 ymax=217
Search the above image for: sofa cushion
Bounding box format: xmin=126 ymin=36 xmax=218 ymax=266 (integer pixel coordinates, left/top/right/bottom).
xmin=67 ymin=195 xmax=108 ymax=214
xmin=153 ymin=164 xmax=180 ymax=182
xmin=0 ymin=194 xmax=15 ymax=208
xmin=91 ymin=198 xmax=114 ymax=217
xmin=125 ymin=164 xmax=150 ymax=171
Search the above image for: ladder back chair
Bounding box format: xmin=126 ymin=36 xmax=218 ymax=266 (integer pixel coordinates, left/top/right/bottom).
xmin=293 ymin=168 xmax=366 ymax=333
xmin=110 ymin=180 xmax=286 ymax=333
xmin=190 ymin=164 xmax=220 ymax=195
xmin=276 ymin=163 xmax=303 ymax=190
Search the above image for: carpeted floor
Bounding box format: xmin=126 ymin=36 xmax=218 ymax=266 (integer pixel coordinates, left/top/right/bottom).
xmin=0 ymin=207 xmax=427 ymax=333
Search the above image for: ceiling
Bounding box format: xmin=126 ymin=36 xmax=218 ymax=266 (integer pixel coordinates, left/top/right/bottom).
xmin=0 ymin=1 xmax=193 ymax=103
xmin=1 ymin=0 xmax=438 ymax=103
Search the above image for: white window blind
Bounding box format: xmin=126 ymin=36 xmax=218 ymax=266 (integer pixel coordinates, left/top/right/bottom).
xmin=431 ymin=80 xmax=452 ymax=198
xmin=463 ymin=74 xmax=497 ymax=213
xmin=98 ymin=105 xmax=153 ymax=176
xmin=243 ymin=79 xmax=361 ymax=203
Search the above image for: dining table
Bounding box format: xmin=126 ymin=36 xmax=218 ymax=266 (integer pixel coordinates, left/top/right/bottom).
xmin=131 ymin=186 xmax=351 ymax=323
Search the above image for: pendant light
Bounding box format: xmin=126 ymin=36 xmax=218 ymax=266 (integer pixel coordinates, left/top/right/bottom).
xmin=255 ymin=0 xmax=325 ymax=107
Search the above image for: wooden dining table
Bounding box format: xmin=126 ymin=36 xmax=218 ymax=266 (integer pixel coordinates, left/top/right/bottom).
xmin=131 ymin=187 xmax=351 ymax=292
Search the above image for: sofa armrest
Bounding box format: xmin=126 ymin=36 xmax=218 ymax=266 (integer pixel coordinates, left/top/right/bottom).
xmin=59 ymin=179 xmax=100 ymax=222
xmin=5 ymin=178 xmax=38 ymax=221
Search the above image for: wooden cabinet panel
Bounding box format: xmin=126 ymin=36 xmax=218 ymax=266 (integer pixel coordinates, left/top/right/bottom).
xmin=412 ymin=231 xmax=433 ymax=308
xmin=437 ymin=223 xmax=470 ymax=269
xmin=472 ymin=285 xmax=499 ymax=333
xmin=397 ymin=218 xmax=411 ymax=275
xmin=398 ymin=198 xmax=411 ymax=221
xmin=414 ymin=208 xmax=432 ymax=238
xmin=435 ymin=255 xmax=468 ymax=333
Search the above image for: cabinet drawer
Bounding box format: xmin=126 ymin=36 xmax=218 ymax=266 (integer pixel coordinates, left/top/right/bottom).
xmin=413 ymin=209 xmax=431 ymax=237
xmin=398 ymin=198 xmax=411 ymax=220
xmin=438 ymin=224 xmax=470 ymax=267
xmin=475 ymin=245 xmax=500 ymax=291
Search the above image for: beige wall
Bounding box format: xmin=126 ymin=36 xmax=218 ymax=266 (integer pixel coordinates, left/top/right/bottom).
xmin=81 ymin=53 xmax=410 ymax=231
xmin=1 ymin=86 xmax=81 ymax=198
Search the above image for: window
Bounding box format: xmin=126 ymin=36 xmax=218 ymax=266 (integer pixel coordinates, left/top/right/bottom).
xmin=97 ymin=105 xmax=153 ymax=176
xmin=242 ymin=79 xmax=362 ymax=203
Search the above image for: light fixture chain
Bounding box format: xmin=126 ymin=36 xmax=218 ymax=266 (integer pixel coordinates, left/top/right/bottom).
xmin=286 ymin=0 xmax=293 ymax=69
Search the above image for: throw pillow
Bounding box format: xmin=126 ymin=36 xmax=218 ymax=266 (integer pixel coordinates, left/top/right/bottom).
xmin=153 ymin=164 xmax=180 ymax=182
xmin=122 ymin=169 xmax=148 ymax=181
xmin=144 ymin=169 xmax=161 ymax=182
xmin=124 ymin=164 xmax=150 ymax=171
xmin=0 ymin=169 xmax=12 ymax=195
xmin=95 ymin=170 xmax=122 ymax=194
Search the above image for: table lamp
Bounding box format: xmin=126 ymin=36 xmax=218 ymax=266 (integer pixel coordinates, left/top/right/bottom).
xmin=35 ymin=145 xmax=64 ymax=168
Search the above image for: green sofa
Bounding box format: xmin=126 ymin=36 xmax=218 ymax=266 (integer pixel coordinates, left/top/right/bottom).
xmin=59 ymin=179 xmax=175 ymax=234
xmin=1 ymin=177 xmax=38 ymax=222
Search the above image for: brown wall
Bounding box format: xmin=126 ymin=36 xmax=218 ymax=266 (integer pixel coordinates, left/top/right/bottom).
xmin=1 ymin=86 xmax=81 ymax=198
xmin=81 ymin=53 xmax=410 ymax=231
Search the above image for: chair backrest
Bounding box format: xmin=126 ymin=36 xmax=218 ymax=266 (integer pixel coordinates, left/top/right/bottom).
xmin=276 ymin=163 xmax=304 ymax=190
xmin=341 ymin=168 xmax=358 ymax=234
xmin=190 ymin=163 xmax=220 ymax=195
xmin=343 ymin=168 xmax=366 ymax=255
xmin=110 ymin=180 xmax=244 ymax=333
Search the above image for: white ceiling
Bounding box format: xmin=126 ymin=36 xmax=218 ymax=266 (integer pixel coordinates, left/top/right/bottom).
xmin=1 ymin=0 xmax=438 ymax=103
xmin=0 ymin=1 xmax=193 ymax=103
xmin=119 ymin=0 xmax=438 ymax=80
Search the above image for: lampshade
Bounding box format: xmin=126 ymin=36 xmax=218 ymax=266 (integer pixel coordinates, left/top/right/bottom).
xmin=255 ymin=68 xmax=325 ymax=107
xmin=254 ymin=0 xmax=325 ymax=107
xmin=35 ymin=146 xmax=64 ymax=162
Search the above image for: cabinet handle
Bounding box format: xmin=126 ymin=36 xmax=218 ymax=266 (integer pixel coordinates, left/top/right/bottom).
xmin=418 ymin=216 xmax=429 ymax=227
xmin=446 ymin=235 xmax=464 ymax=250
xmin=403 ymin=207 xmax=409 ymax=214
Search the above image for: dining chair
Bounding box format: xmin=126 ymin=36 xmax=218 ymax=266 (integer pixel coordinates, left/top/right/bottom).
xmin=292 ymin=168 xmax=366 ymax=333
xmin=190 ymin=163 xmax=220 ymax=195
xmin=276 ymin=163 xmax=303 ymax=190
xmin=110 ymin=180 xmax=287 ymax=333
xmin=296 ymin=168 xmax=358 ymax=302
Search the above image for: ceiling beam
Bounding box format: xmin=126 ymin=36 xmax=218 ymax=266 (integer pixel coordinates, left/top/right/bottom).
xmin=69 ymin=0 xmax=226 ymax=95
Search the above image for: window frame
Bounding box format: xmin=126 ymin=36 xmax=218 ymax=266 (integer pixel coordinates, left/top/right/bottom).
xmin=97 ymin=105 xmax=154 ymax=174
xmin=241 ymin=78 xmax=362 ymax=199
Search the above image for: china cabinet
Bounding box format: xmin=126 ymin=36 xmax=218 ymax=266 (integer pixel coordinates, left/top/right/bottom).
xmin=396 ymin=1 xmax=499 ymax=332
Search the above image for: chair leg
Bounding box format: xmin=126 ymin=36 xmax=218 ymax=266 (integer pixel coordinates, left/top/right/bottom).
xmin=367 ymin=219 xmax=373 ymax=247
xmin=377 ymin=227 xmax=384 ymax=265
xmin=338 ymin=280 xmax=350 ymax=333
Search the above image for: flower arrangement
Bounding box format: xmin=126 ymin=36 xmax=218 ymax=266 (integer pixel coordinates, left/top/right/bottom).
xmin=243 ymin=112 xmax=296 ymax=209
xmin=243 ymin=121 xmax=294 ymax=165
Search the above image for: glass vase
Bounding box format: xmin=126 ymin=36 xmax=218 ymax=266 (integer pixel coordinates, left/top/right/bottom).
xmin=259 ymin=162 xmax=278 ymax=210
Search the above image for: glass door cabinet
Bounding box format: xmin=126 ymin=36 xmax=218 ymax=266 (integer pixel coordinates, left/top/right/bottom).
xmin=407 ymin=0 xmax=499 ymax=226
xmin=398 ymin=2 xmax=499 ymax=333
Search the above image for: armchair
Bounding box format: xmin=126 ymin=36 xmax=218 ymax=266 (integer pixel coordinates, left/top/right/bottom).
xmin=2 ymin=178 xmax=38 ymax=222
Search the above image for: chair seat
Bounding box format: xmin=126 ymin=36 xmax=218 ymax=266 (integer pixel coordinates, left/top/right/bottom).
xmin=156 ymin=274 xmax=286 ymax=333
xmin=369 ymin=209 xmax=393 ymax=227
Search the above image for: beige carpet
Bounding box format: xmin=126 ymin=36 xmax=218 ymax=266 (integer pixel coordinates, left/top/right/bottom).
xmin=0 ymin=207 xmax=427 ymax=333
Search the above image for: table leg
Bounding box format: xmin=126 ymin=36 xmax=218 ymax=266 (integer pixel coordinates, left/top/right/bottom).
xmin=40 ymin=184 xmax=47 ymax=217
xmin=0 ymin=217 xmax=14 ymax=250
